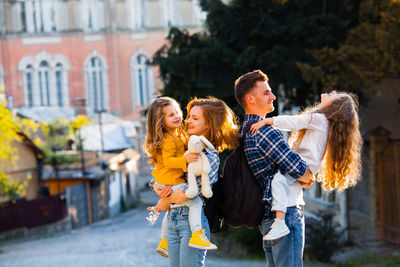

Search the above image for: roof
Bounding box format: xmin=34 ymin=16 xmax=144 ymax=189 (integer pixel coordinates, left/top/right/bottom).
xmin=16 ymin=106 xmax=139 ymax=152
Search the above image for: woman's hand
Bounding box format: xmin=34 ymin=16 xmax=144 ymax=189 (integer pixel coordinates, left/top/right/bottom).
xmin=169 ymin=189 xmax=188 ymax=204
xmin=154 ymin=185 xmax=172 ymax=199
xmin=250 ymin=118 xmax=273 ymax=134
xmin=185 ymin=153 xmax=199 ymax=163
xmin=156 ymin=198 xmax=170 ymax=211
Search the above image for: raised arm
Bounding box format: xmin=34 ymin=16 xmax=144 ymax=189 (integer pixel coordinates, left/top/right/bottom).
xmin=250 ymin=118 xmax=274 ymax=134
xmin=272 ymin=113 xmax=327 ymax=132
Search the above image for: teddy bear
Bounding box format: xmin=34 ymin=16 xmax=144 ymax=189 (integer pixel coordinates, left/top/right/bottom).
xmin=184 ymin=135 xmax=215 ymax=198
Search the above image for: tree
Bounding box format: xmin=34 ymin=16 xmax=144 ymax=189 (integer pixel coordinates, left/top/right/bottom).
xmin=39 ymin=116 xmax=91 ymax=178
xmin=0 ymin=104 xmax=91 ymax=198
xmin=152 ymin=0 xmax=360 ymax=113
xmin=0 ymin=105 xmax=42 ymax=199
xmin=298 ymin=0 xmax=400 ymax=96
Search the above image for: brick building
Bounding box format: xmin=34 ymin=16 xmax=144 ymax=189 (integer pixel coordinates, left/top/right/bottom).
xmin=0 ymin=0 xmax=206 ymax=123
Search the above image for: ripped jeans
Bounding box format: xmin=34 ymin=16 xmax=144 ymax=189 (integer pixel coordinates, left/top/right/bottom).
xmin=259 ymin=206 xmax=305 ymax=267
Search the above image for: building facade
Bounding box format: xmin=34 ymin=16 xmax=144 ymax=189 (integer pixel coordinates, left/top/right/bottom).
xmin=0 ymin=0 xmax=206 ymax=122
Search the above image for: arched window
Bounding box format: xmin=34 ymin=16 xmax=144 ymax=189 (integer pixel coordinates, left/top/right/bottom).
xmin=24 ymin=65 xmax=34 ymax=107
xmin=38 ymin=61 xmax=51 ymax=106
xmin=19 ymin=52 xmax=70 ymax=108
xmin=131 ymin=53 xmax=153 ymax=106
xmin=55 ymin=63 xmax=65 ymax=107
xmin=85 ymin=56 xmax=108 ymax=111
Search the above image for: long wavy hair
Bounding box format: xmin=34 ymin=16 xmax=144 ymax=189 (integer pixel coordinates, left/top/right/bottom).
xmin=143 ymin=97 xmax=185 ymax=166
xmin=186 ymin=97 xmax=239 ymax=152
xmin=289 ymin=92 xmax=363 ymax=191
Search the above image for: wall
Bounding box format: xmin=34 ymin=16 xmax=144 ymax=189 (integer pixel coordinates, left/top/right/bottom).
xmin=3 ymin=139 xmax=39 ymax=200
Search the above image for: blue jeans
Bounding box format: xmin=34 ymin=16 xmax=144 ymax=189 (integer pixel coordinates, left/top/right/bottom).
xmin=167 ymin=206 xmax=210 ymax=267
xmin=259 ymin=206 xmax=305 ymax=267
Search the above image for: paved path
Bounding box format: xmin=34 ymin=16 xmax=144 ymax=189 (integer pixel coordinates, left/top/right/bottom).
xmin=0 ymin=189 xmax=265 ymax=267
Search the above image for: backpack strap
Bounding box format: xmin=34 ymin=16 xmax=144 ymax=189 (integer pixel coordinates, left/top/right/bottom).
xmin=240 ymin=122 xmax=256 ymax=143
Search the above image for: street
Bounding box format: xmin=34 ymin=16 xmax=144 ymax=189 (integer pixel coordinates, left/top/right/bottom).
xmin=0 ymin=189 xmax=265 ymax=267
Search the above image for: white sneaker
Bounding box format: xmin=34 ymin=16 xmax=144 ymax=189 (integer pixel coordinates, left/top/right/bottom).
xmin=263 ymin=219 xmax=290 ymax=241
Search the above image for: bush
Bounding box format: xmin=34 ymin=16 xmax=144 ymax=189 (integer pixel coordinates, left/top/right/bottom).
xmin=305 ymin=210 xmax=345 ymax=262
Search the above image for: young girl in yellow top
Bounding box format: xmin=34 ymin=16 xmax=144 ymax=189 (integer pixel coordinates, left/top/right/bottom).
xmin=144 ymin=97 xmax=217 ymax=258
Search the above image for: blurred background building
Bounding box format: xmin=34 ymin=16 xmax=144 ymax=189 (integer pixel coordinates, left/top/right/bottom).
xmin=0 ymin=0 xmax=207 ymax=153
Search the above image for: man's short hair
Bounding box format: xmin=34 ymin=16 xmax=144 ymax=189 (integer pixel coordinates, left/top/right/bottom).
xmin=234 ymin=70 xmax=269 ymax=108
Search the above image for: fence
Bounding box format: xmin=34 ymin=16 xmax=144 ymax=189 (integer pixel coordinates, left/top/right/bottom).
xmin=0 ymin=193 xmax=67 ymax=233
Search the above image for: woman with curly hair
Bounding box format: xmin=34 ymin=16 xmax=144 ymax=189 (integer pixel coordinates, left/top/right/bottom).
xmin=250 ymin=91 xmax=362 ymax=241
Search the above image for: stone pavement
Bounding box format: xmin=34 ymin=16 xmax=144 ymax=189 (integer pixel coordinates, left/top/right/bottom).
xmin=0 ymin=186 xmax=265 ymax=267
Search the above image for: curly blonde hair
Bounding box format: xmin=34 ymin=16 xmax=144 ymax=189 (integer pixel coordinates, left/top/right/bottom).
xmin=143 ymin=97 xmax=185 ymax=166
xmin=289 ymin=92 xmax=363 ymax=191
xmin=186 ymin=97 xmax=239 ymax=152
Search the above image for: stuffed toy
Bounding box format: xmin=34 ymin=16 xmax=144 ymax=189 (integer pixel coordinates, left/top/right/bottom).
xmin=184 ymin=135 xmax=215 ymax=198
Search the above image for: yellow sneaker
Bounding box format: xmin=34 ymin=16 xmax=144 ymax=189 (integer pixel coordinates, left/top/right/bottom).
xmin=188 ymin=229 xmax=217 ymax=250
xmin=156 ymin=238 xmax=168 ymax=257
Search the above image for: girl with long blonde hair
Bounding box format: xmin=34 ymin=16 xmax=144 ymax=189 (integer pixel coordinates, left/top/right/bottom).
xmin=143 ymin=97 xmax=217 ymax=258
xmin=250 ymin=91 xmax=362 ymax=241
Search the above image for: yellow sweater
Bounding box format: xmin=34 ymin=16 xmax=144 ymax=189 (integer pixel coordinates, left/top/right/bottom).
xmin=152 ymin=132 xmax=186 ymax=185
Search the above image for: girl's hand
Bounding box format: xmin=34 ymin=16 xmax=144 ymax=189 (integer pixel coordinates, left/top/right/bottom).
xmin=155 ymin=185 xmax=172 ymax=199
xmin=156 ymin=198 xmax=170 ymax=211
xmin=169 ymin=189 xmax=188 ymax=204
xmin=185 ymin=153 xmax=199 ymax=163
xmin=250 ymin=118 xmax=273 ymax=134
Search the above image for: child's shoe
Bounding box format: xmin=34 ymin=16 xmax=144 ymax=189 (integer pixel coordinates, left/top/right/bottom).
xmin=263 ymin=218 xmax=290 ymax=241
xmin=188 ymin=229 xmax=217 ymax=250
xmin=156 ymin=238 xmax=168 ymax=257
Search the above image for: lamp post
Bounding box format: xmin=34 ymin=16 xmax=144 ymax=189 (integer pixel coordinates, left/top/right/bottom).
xmin=72 ymin=97 xmax=87 ymax=176
xmin=95 ymin=109 xmax=107 ymax=168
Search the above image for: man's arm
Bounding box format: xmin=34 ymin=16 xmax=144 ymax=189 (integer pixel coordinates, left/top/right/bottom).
xmin=258 ymin=127 xmax=308 ymax=179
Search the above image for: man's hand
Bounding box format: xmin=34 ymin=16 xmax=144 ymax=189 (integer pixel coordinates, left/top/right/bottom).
xmin=297 ymin=167 xmax=315 ymax=184
xmin=300 ymin=181 xmax=314 ymax=188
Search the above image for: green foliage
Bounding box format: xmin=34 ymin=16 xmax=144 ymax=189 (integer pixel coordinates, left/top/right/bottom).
xmin=152 ymin=0 xmax=360 ymax=111
xmin=306 ymin=210 xmax=345 ymax=262
xmin=0 ymin=105 xmax=41 ymax=199
xmin=0 ymin=173 xmax=26 ymax=199
xmin=39 ymin=116 xmax=90 ymax=169
xmin=225 ymin=226 xmax=265 ymax=258
xmin=336 ymin=253 xmax=400 ymax=267
xmin=298 ymin=0 xmax=400 ymax=95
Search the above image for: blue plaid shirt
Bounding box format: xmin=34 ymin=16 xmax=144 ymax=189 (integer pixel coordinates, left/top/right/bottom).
xmin=242 ymin=114 xmax=307 ymax=221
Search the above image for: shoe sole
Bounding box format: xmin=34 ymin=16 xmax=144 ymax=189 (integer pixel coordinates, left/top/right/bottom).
xmin=263 ymin=229 xmax=290 ymax=241
xmin=156 ymin=248 xmax=168 ymax=258
xmin=188 ymin=243 xmax=218 ymax=250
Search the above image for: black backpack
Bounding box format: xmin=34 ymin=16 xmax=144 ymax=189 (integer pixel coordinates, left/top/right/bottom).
xmin=204 ymin=124 xmax=264 ymax=232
